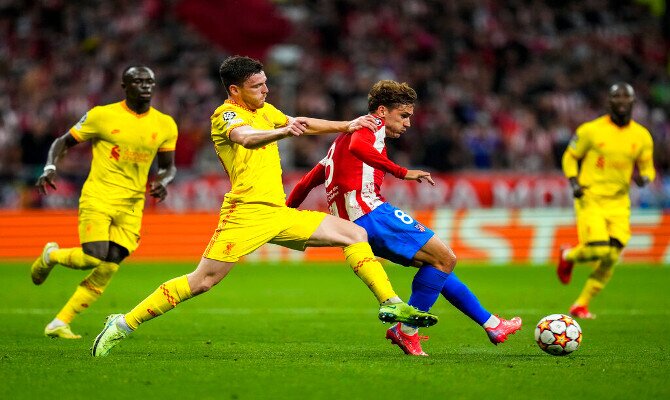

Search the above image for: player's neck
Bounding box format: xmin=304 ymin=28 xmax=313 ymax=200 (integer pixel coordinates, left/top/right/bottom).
xmin=227 ymin=98 xmax=256 ymax=112
xmin=125 ymin=99 xmax=151 ymax=115
xmin=610 ymin=114 xmax=631 ymax=127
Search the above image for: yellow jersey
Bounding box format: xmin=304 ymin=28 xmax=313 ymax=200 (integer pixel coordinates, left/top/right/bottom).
xmin=564 ymin=115 xmax=655 ymax=197
xmin=70 ymin=100 xmax=178 ymax=205
xmin=210 ymin=100 xmax=289 ymax=205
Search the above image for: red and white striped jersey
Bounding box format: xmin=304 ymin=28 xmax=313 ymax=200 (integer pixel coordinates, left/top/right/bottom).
xmin=287 ymin=116 xmax=407 ymax=221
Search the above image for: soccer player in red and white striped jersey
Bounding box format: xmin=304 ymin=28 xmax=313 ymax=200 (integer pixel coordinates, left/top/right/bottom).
xmin=288 ymin=80 xmax=522 ymax=356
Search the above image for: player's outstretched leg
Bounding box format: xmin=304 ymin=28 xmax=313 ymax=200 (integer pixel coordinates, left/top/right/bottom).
xmin=385 ymin=323 xmax=429 ymax=356
xmin=91 ymin=314 xmax=132 ymax=357
xmin=31 ymin=242 xmax=59 ymax=285
xmin=485 ymin=316 xmax=522 ymax=345
xmin=378 ymin=302 xmax=438 ymax=327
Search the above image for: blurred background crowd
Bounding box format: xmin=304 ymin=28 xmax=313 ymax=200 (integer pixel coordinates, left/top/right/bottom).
xmin=0 ymin=0 xmax=669 ymax=208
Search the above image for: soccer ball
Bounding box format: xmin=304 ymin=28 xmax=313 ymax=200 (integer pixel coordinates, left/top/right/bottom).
xmin=534 ymin=314 xmax=582 ymax=356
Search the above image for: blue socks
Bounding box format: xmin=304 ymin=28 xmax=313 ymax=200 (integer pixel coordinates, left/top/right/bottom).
xmin=408 ymin=265 xmax=449 ymax=311
xmin=441 ymin=273 xmax=491 ymax=325
xmin=408 ymin=265 xmax=492 ymax=326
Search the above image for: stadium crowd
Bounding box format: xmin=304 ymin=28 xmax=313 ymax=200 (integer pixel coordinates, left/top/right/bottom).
xmin=0 ymin=0 xmax=669 ymax=208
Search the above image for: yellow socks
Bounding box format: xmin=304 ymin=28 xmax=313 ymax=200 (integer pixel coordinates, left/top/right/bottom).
xmin=343 ymin=242 xmax=396 ymax=304
xmin=56 ymin=262 xmax=119 ymax=323
xmin=574 ymin=278 xmax=605 ymax=307
xmin=124 ymin=275 xmax=193 ymax=330
xmin=573 ymin=247 xmax=620 ymax=307
xmin=50 ymin=247 xmax=102 ymax=270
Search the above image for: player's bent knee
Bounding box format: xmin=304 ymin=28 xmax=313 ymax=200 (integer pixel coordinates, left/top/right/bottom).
xmin=433 ymin=251 xmax=457 ymax=273
xmin=589 ymin=245 xmax=611 ymax=261
xmin=342 ymin=223 xmax=368 ymax=245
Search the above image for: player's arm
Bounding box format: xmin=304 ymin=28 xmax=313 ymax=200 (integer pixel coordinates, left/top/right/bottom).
xmin=35 ymin=132 xmax=80 ymax=195
xmin=633 ymin=134 xmax=656 ymax=188
xmin=229 ymin=120 xmax=308 ymax=149
xmin=348 ymin=128 xmax=433 ymax=184
xmin=286 ymin=163 xmax=326 ymax=208
xmin=149 ymin=151 xmax=176 ymax=202
xmin=293 ymin=115 xmax=377 ymax=135
xmin=562 ymin=129 xmax=589 ymax=198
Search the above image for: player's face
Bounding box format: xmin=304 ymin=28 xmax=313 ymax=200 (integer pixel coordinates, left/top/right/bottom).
xmin=608 ymin=85 xmax=635 ymax=120
xmin=383 ymin=104 xmax=414 ymax=138
xmin=122 ymin=67 xmax=155 ymax=103
xmin=235 ymin=71 xmax=268 ymax=110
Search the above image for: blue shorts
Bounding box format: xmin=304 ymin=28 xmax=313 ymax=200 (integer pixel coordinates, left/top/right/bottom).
xmin=354 ymin=203 xmax=434 ymax=266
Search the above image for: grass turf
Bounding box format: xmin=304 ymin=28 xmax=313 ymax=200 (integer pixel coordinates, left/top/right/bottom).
xmin=1 ymin=261 xmax=668 ymax=400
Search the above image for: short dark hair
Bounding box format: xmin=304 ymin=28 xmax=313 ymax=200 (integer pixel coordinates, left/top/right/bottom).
xmin=122 ymin=65 xmax=152 ymax=81
xmin=219 ymin=56 xmax=264 ymax=95
xmin=368 ymin=80 xmax=417 ymax=112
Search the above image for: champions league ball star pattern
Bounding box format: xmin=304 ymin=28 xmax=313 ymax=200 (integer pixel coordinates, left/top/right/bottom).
xmin=535 ymin=314 xmax=582 ymax=356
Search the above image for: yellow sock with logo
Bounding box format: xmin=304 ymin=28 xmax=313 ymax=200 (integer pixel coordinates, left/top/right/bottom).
xmin=124 ymin=275 xmax=193 ymax=330
xmin=343 ymin=242 xmax=397 ymax=304
xmin=50 ymin=247 xmax=102 ymax=270
xmin=56 ymin=261 xmax=119 ymax=323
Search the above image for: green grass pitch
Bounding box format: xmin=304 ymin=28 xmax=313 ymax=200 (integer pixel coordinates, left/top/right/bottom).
xmin=1 ymin=261 xmax=668 ymax=400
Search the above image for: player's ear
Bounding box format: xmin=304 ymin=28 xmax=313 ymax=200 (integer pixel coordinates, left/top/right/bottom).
xmin=377 ymin=106 xmax=387 ymax=117
xmin=229 ymin=84 xmax=240 ymax=96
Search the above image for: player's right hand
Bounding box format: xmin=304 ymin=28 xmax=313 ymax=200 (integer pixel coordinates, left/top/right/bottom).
xmin=36 ymin=170 xmax=57 ymax=195
xmin=285 ymin=118 xmax=308 ymax=137
xmin=569 ymin=181 xmax=584 ymax=198
xmin=405 ymin=169 xmax=435 ymax=186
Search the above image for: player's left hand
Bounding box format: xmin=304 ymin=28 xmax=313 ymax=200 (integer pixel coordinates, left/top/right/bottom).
xmin=346 ymin=115 xmax=378 ymax=133
xmin=149 ymin=181 xmax=168 ymax=202
xmin=404 ymin=170 xmax=435 ymax=185
xmin=633 ymin=175 xmax=650 ymax=188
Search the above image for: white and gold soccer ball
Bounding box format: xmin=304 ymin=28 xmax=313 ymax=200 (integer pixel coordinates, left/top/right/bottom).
xmin=535 ymin=314 xmax=582 ymax=356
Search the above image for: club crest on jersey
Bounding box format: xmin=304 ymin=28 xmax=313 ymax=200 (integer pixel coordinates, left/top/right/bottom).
xmin=415 ymin=223 xmax=426 ymax=232
xmin=223 ymin=111 xmax=236 ymax=121
xmin=74 ymin=113 xmax=88 ymax=130
xmin=110 ymin=145 xmax=120 ymax=161
xmin=375 ymin=117 xmax=383 ymax=126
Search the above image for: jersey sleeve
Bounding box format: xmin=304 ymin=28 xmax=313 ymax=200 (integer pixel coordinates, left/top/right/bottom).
xmin=264 ymin=103 xmax=289 ymax=128
xmin=566 ymin=123 xmax=591 ymax=160
xmin=69 ymin=107 xmax=102 ymax=142
xmin=286 ymin=163 xmax=326 ymax=208
xmin=637 ymin=129 xmax=656 ymax=182
xmin=349 ymin=129 xmax=407 ymax=178
xmin=158 ymin=116 xmax=179 ymax=152
xmin=212 ymin=108 xmax=248 ymax=140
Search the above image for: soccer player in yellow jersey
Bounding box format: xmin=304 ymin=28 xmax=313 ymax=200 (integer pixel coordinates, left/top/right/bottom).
xmin=31 ymin=66 xmax=178 ymax=339
xmin=91 ymin=55 xmax=437 ymax=357
xmin=557 ymin=82 xmax=656 ymax=319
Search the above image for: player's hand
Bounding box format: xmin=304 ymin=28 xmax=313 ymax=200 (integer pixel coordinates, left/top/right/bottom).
xmin=346 ymin=115 xmax=378 ymax=133
xmin=569 ymin=178 xmax=584 ymax=199
xmin=149 ymin=181 xmax=168 ymax=202
xmin=285 ymin=118 xmax=309 ymax=137
xmin=633 ymin=175 xmax=650 ymax=188
xmin=404 ymin=169 xmax=435 ymax=186
xmin=35 ymin=170 xmax=57 ymax=195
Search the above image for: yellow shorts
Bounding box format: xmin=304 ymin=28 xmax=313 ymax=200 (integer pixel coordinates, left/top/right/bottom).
xmin=203 ymin=201 xmax=327 ymax=262
xmin=78 ymin=198 xmax=143 ymax=253
xmin=574 ymin=194 xmax=631 ymax=246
